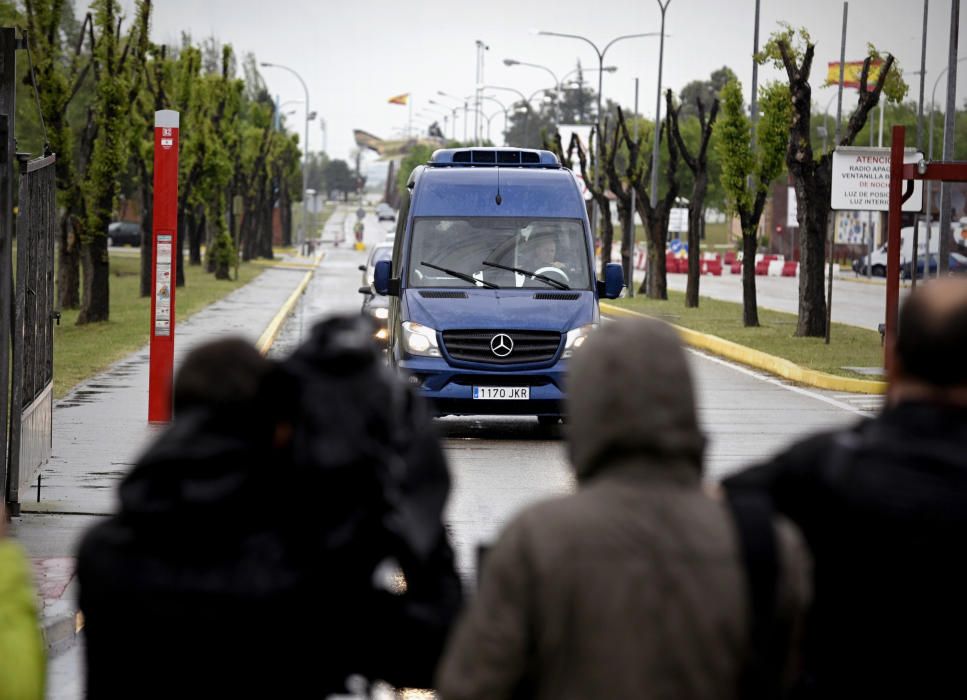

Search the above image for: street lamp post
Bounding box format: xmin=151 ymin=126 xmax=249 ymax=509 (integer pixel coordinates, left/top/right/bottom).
xmin=438 ymin=91 xmax=470 ymax=142
xmin=480 ymin=84 xmax=551 ymax=147
xmin=480 ymin=94 xmax=510 ymax=145
xmin=430 ymin=98 xmax=459 ymax=140
xmin=261 ymin=61 xmax=312 ymax=254
xmin=538 ymin=30 xmax=663 ymax=234
xmin=503 ymin=58 xmax=561 ymax=90
xmin=650 ymin=1 xmax=672 ymax=208
xmin=560 ymin=65 xmax=618 ymax=87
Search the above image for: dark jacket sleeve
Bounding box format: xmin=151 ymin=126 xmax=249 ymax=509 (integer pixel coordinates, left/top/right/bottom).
xmin=723 ymin=432 xmax=836 ymax=531
xmin=435 ymin=518 xmax=535 ymax=700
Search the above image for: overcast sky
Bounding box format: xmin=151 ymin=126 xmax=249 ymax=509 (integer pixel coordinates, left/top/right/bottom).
xmin=115 ymin=0 xmax=966 ymax=164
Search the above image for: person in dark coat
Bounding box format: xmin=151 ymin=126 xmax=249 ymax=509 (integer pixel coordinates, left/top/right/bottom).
xmin=436 ymin=318 xmax=810 ymax=700
xmin=724 ymin=277 xmax=967 ymax=698
xmin=77 ymin=320 xmax=461 ymax=698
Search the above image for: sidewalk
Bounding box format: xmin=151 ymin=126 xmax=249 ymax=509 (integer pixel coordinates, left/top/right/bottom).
xmin=8 ymin=248 xmax=321 ymax=657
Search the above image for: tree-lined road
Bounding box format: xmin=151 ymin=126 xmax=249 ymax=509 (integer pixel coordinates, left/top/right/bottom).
xmin=271 ymin=204 xmax=878 ymax=580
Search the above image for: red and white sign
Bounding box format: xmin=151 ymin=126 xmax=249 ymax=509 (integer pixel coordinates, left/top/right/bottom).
xmin=149 ymin=110 xmax=179 ymax=423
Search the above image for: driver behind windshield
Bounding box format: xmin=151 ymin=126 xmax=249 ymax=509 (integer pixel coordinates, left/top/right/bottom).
xmin=520 ymin=230 xmax=570 ymax=272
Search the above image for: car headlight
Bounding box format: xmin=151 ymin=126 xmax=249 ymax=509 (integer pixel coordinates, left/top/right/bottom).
xmin=371 ymin=306 xmax=389 ymax=320
xmin=402 ymin=321 xmax=440 ymax=357
xmin=562 ymin=323 xmax=598 ymax=359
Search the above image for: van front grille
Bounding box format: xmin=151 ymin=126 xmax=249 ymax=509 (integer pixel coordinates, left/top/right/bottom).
xmin=441 ymin=329 xmax=562 ymax=365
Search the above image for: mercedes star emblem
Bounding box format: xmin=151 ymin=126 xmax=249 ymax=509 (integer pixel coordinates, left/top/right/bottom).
xmin=490 ymin=333 xmax=514 ymax=358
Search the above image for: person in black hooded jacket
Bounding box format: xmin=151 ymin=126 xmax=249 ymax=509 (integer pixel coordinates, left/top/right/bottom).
xmin=724 ymin=278 xmax=967 ymax=699
xmin=77 ymin=319 xmax=461 ymax=698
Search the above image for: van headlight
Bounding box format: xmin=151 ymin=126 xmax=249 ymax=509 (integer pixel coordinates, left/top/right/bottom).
xmin=562 ymin=323 xmax=598 ymax=358
xmin=402 ymin=321 xmax=440 ymax=357
xmin=370 ymin=306 xmax=389 ymax=319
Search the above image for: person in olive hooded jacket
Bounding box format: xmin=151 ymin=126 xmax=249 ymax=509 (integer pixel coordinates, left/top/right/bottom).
xmin=437 ymin=317 xmax=810 ymax=700
xmin=0 ymin=504 xmax=45 ymax=700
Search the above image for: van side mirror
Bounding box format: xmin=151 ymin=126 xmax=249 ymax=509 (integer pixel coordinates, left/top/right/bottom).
xmin=599 ymin=263 xmax=624 ymax=299
xmin=374 ymin=259 xmax=399 ymax=296
xmin=358 ymin=264 xmax=366 ymax=272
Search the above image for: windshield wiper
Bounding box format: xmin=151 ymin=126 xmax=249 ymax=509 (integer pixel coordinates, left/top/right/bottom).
xmin=419 ymin=261 xmax=499 ymax=289
xmin=481 ymin=260 xmax=571 ymax=290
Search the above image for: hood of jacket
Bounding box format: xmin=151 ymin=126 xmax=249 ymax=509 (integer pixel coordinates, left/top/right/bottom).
xmin=566 ymin=317 xmax=705 ymax=483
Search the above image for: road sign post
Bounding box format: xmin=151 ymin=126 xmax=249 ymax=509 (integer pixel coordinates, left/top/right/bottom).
xmin=148 ymin=110 xmax=179 ymax=423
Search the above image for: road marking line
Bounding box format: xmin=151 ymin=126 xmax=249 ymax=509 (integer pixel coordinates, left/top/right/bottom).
xmin=687 ymin=348 xmax=870 ymax=417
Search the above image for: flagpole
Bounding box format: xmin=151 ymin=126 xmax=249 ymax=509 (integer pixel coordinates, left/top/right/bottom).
xmin=408 ymin=96 xmax=413 ymax=137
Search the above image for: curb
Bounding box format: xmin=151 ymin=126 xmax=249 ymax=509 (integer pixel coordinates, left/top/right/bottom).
xmin=600 ymin=303 xmax=887 ymax=395
xmin=256 ymin=270 xmax=314 ymax=355
xmin=836 ymin=275 xmax=911 ymax=289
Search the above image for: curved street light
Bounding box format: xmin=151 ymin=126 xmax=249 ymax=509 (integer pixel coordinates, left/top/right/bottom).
xmin=503 ymin=58 xmax=561 ymax=90
xmin=429 ymin=98 xmax=460 ymax=140
xmin=438 ymin=91 xmax=471 ymax=142
xmin=537 ymin=29 xmax=664 ymax=226
xmin=479 ymin=95 xmax=510 ymax=145
xmin=261 ymin=61 xmax=312 ymax=252
xmin=560 ymin=65 xmax=618 ymax=88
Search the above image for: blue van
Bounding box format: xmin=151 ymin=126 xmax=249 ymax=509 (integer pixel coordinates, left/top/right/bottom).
xmin=373 ymin=147 xmax=623 ymax=422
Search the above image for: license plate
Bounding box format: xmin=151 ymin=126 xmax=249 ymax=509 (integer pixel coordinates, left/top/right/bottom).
xmin=473 ymin=386 xmax=530 ymax=400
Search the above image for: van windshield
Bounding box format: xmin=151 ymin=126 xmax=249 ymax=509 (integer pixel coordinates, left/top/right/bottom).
xmin=408 ymin=217 xmax=592 ymax=290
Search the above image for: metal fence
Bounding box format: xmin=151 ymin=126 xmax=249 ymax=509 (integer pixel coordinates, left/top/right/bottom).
xmin=6 ymin=153 xmax=56 ymax=511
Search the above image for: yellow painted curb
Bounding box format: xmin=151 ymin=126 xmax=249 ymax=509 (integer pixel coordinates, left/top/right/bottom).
xmin=600 ymin=302 xmax=887 ymax=395
xmin=256 ymin=270 xmax=313 ymax=355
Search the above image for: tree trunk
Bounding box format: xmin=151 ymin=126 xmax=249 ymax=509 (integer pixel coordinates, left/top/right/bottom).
xmin=58 ymin=215 xmax=81 ymax=309
xmin=189 ymin=210 xmax=204 ymax=266
xmin=645 ymin=236 xmax=668 ymax=298
xmin=77 ymin=235 xmax=110 ymax=324
xmin=741 ymin=227 xmax=759 ymax=327
xmin=214 ymin=254 xmax=231 ymax=280
xmin=637 ymin=197 xmax=669 ymax=299
xmin=685 ymin=174 xmax=708 ymax=308
xmin=279 ymin=181 xmax=292 ymax=247
xmin=795 ymin=171 xmax=829 ymax=337
xmin=139 ymin=178 xmax=152 ymax=298
xmin=597 ymin=196 xmax=614 ymax=279
xmin=617 ymin=199 xmax=633 ymax=287
xmin=175 ymin=207 xmax=186 ymax=287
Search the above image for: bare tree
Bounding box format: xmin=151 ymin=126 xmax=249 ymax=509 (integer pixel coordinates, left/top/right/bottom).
xmin=618 ymin=90 xmax=680 ymax=298
xmin=602 ymin=108 xmax=635 ymax=285
xmin=759 ymin=26 xmax=905 ymax=336
xmin=570 ymin=126 xmax=614 ymax=279
xmin=669 ymin=95 xmax=718 ymax=308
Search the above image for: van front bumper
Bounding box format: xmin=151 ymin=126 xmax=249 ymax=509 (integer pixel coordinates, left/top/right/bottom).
xmin=398 ymin=356 xmax=566 ymax=416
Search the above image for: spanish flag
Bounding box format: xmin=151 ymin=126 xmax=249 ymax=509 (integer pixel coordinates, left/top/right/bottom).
xmin=826 ymin=60 xmax=884 ymax=91
xmin=388 ymin=93 xmax=410 ymax=106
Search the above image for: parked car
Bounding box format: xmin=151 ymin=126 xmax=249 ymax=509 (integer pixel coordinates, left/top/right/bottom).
xmin=852 ymin=224 xmax=940 ymax=277
xmin=107 ymin=221 xmax=143 ymax=247
xmin=901 ymin=251 xmax=967 ymax=279
xmin=376 ymin=203 xmax=396 ymax=221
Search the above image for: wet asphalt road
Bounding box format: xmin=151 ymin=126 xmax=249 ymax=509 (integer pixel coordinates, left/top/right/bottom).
xmin=270 ymin=204 xmax=878 ymax=581
xmin=41 ymin=204 xmax=880 ymax=698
